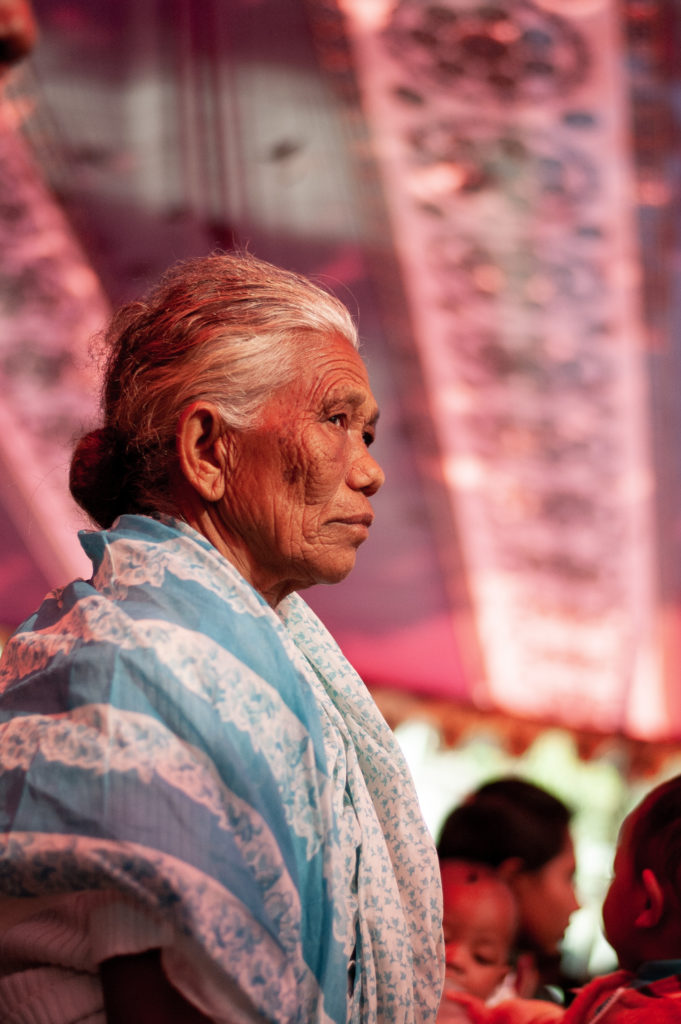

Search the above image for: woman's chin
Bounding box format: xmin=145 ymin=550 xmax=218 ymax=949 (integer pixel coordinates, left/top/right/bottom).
xmin=312 ymin=553 xmax=359 ymax=587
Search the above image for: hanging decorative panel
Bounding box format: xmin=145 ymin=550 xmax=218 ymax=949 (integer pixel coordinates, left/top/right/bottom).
xmin=332 ymin=0 xmax=662 ymax=738
xmin=0 ymin=97 xmax=107 ymax=601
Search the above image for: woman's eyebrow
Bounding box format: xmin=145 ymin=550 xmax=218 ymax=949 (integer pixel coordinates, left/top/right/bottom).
xmin=327 ymin=388 xmax=381 ymax=424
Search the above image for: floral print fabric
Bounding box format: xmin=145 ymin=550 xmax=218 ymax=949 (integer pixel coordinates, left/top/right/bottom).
xmin=0 ymin=515 xmax=443 ymax=1023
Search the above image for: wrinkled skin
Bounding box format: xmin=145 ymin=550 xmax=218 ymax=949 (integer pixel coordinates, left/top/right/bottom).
xmin=180 ymin=332 xmax=385 ymax=606
xmin=105 ymin=335 xmax=385 ymax=1019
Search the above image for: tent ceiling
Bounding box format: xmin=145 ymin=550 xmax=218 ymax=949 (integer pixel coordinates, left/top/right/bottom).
xmin=2 ymin=0 xmax=681 ymax=749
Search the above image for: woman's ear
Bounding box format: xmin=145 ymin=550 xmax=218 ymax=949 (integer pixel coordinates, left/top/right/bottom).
xmin=176 ymin=402 xmax=231 ymax=502
xmin=635 ymin=868 xmax=664 ymax=929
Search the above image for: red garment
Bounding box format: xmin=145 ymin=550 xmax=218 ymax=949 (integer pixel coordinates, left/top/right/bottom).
xmin=562 ymin=969 xmax=681 ymax=1022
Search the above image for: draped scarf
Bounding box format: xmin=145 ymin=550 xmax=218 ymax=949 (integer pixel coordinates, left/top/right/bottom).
xmin=0 ymin=515 xmax=443 ymax=1023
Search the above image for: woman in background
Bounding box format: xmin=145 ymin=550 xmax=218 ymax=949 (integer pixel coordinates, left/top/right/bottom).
xmin=437 ymin=777 xmax=579 ymax=1004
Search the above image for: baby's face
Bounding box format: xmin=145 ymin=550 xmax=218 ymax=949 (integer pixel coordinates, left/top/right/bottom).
xmin=441 ymin=861 xmax=516 ymax=1002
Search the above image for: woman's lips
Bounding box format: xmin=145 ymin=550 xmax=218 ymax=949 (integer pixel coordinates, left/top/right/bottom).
xmin=327 ymin=514 xmax=374 ymax=541
xmin=339 ymin=515 xmax=373 ymax=527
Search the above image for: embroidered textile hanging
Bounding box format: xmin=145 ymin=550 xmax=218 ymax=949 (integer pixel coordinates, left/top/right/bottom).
xmin=334 ymin=0 xmax=662 ymax=739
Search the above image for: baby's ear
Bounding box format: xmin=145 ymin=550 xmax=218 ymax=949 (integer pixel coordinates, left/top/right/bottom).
xmin=497 ymin=857 xmax=524 ymax=882
xmin=635 ymin=868 xmax=664 ymax=928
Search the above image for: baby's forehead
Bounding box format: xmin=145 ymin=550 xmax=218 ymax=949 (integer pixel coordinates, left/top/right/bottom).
xmin=441 ymin=860 xmax=518 ymax=921
xmin=440 ymin=859 xmax=504 ymax=889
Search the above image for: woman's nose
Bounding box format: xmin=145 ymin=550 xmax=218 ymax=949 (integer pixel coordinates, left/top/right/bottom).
xmin=348 ymin=448 xmax=385 ymax=496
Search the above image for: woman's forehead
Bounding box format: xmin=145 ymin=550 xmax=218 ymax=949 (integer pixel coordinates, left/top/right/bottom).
xmin=295 ymin=336 xmax=378 ymax=409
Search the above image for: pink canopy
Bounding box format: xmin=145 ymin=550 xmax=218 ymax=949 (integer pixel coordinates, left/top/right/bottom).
xmin=1 ymin=0 xmax=680 ymax=762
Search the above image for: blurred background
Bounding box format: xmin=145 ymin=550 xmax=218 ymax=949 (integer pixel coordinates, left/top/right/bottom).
xmin=1 ymin=0 xmax=681 ymax=987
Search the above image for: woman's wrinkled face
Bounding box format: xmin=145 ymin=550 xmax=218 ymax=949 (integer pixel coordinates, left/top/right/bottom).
xmin=512 ymin=833 xmax=579 ymax=956
xmin=220 ymin=333 xmax=384 ymax=605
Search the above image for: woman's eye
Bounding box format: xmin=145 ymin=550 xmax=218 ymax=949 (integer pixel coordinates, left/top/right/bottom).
xmin=327 ymin=414 xmax=375 ymax=447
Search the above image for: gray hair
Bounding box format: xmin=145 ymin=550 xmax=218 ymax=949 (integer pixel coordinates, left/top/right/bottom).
xmin=70 ymin=250 xmax=359 ymax=528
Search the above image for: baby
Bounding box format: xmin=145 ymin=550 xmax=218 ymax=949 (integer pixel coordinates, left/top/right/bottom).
xmin=438 ymin=861 xmax=564 ymax=1024
xmin=441 ymin=860 xmax=518 ymax=1004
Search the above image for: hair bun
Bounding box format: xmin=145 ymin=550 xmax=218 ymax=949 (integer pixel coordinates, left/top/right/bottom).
xmin=69 ymin=426 xmax=129 ymax=528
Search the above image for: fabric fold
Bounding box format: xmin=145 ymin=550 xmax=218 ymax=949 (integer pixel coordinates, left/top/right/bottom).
xmin=0 ymin=514 xmax=443 ymax=1023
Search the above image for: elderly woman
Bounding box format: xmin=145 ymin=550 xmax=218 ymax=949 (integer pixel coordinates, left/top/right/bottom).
xmin=0 ymin=252 xmax=444 ymax=1023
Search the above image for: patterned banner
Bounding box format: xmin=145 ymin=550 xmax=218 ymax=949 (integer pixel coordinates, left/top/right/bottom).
xmin=0 ymin=89 xmax=107 ymax=592
xmin=337 ymin=0 xmax=663 ymax=738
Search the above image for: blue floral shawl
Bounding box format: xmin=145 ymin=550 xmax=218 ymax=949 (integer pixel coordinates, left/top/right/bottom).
xmin=0 ymin=515 xmax=443 ymax=1023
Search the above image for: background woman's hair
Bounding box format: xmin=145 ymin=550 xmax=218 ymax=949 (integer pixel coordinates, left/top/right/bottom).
xmin=437 ymin=776 xmax=573 ymax=872
xmin=70 ymin=250 xmax=358 ymax=529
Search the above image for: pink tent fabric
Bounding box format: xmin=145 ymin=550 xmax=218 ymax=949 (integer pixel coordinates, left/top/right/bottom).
xmin=1 ymin=0 xmax=681 ymax=753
